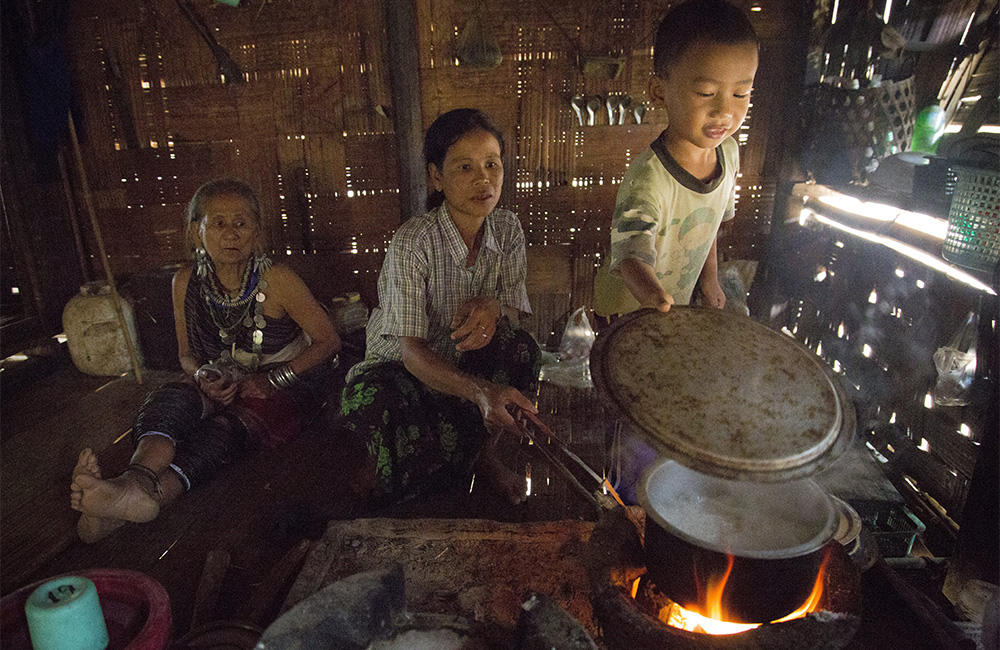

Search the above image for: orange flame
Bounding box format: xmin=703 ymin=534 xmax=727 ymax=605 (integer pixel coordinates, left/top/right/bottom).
xmin=631 ymin=551 xmax=830 ymax=636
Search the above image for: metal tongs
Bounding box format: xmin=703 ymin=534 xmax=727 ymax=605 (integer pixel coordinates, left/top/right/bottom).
xmin=514 ymin=407 xmax=633 ymax=519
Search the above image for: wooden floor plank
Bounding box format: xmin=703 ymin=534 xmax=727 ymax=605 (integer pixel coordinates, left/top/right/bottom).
xmin=1 ymin=364 xmax=608 ymax=635
xmin=0 ymin=370 xmax=177 ymax=586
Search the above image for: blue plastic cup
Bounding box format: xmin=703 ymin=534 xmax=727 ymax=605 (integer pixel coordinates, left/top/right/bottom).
xmin=24 ymin=576 xmax=109 ymax=650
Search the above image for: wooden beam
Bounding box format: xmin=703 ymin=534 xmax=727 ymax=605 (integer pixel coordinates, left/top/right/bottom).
xmin=67 ymin=112 xmax=144 ymax=384
xmin=386 ymin=0 xmax=426 ymax=224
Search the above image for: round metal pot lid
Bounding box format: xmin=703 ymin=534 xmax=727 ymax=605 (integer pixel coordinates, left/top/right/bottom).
xmin=639 ymin=459 xmax=839 ymax=559
xmin=592 ymin=307 xmax=855 ymax=481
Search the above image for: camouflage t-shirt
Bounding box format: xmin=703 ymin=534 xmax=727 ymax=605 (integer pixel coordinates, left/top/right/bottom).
xmin=594 ymin=133 xmax=738 ymax=316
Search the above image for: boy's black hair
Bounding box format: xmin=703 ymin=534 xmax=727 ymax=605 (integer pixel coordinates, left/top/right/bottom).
xmin=653 ymin=0 xmax=759 ymax=78
xmin=424 ymin=108 xmax=506 ymax=210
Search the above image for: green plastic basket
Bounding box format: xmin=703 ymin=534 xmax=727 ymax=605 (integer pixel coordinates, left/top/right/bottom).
xmin=851 ymin=500 xmax=927 ymax=558
xmin=942 ymin=166 xmax=1000 ymax=273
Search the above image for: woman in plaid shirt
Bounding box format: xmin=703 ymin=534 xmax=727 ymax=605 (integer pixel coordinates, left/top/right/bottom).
xmin=341 ymin=109 xmax=541 ymax=505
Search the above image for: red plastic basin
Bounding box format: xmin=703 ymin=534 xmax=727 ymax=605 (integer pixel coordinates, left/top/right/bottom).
xmin=1 ymin=569 xmax=171 ymax=650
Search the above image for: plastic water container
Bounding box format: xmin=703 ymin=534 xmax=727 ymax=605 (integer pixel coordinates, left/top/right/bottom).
xmin=331 ymin=292 xmax=369 ymax=335
xmin=62 ymin=282 xmax=142 ymax=376
xmin=911 ymin=104 xmax=946 ymax=154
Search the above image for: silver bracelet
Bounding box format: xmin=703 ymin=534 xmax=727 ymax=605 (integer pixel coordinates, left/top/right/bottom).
xmin=266 ymin=364 xmax=299 ymax=390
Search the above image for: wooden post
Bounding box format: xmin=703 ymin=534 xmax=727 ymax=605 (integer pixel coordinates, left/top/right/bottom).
xmin=386 ymin=0 xmax=426 ymax=224
xmin=67 ymin=112 xmax=144 ymax=384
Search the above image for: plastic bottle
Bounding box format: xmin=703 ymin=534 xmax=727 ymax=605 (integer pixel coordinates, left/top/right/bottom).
xmin=331 ymin=292 xmax=369 ymax=335
xmin=62 ymin=281 xmax=142 ymax=376
xmin=911 ymin=105 xmax=946 ymax=154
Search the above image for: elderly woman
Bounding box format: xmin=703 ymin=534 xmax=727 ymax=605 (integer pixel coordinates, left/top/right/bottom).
xmin=70 ymin=178 xmax=340 ymax=542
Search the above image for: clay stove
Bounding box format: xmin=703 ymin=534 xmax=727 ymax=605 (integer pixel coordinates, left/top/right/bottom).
xmin=585 ymin=507 xmax=862 ymax=650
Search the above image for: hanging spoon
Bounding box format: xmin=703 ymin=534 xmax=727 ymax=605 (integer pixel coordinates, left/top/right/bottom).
xmin=633 ymin=103 xmax=647 ymax=125
xmin=571 ymin=95 xmax=585 ymax=127
xmin=586 ymin=97 xmax=600 ymax=126
xmin=605 ymin=95 xmax=616 ymax=125
xmin=618 ymin=95 xmax=632 ymax=125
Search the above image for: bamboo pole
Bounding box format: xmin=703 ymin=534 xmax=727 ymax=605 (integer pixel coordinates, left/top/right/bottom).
xmin=57 ymin=150 xmax=91 ymax=283
xmin=67 ymin=111 xmax=144 ymax=384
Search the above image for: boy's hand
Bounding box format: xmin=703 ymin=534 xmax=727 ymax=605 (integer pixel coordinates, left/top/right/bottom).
xmin=652 ymin=294 xmax=675 ymax=312
xmin=700 ymin=279 xmax=726 ymax=309
xmin=620 ymin=258 xmax=674 ymax=313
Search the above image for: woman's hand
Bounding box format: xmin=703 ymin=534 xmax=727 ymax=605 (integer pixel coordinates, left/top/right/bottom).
xmin=473 ymin=380 xmax=537 ymax=437
xmin=197 ymin=372 xmax=239 ymax=406
xmin=450 ymin=296 xmax=503 ymax=351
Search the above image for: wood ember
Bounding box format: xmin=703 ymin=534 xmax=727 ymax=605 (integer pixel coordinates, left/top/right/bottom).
xmin=283 ymin=518 xmax=597 ymax=639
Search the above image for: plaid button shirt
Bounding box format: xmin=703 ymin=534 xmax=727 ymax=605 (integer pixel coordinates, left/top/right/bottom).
xmin=346 ymin=203 xmax=531 ymax=385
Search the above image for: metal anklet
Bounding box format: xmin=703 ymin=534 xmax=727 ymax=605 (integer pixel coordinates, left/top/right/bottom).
xmin=124 ymin=463 xmax=163 ymax=502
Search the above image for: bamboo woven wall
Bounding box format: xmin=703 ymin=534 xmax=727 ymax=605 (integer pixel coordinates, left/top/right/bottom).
xmin=64 ymin=0 xmax=803 ymax=309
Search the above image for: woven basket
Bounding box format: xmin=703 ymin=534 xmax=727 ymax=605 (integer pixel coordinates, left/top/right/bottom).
xmin=803 ymin=77 xmax=917 ymax=184
xmin=942 ymin=166 xmax=1000 ymax=273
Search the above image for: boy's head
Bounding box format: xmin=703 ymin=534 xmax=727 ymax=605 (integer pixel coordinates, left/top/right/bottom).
xmin=653 ymin=0 xmax=759 ymax=80
xmin=650 ymin=0 xmax=759 ymax=153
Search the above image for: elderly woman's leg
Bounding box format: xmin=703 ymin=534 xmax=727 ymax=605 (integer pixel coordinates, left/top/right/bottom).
xmin=72 ymin=382 xmax=213 ymax=542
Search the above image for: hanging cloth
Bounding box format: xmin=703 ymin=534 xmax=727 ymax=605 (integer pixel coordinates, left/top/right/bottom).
xmin=455 ymin=0 xmax=502 ymax=69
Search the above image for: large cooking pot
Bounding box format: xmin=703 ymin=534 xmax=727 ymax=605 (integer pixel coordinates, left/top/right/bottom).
xmin=639 ymin=459 xmax=839 ymax=624
xmin=591 ymin=308 xmax=854 ymax=623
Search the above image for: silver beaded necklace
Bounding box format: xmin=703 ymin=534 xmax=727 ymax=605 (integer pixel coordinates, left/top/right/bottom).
xmin=196 ymin=249 xmax=272 ymax=370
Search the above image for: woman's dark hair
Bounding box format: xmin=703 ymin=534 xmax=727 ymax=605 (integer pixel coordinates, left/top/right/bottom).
xmin=184 ymin=178 xmax=263 ymax=257
xmin=653 ymin=0 xmax=759 ymax=78
xmin=424 ymin=108 xmax=506 ymax=210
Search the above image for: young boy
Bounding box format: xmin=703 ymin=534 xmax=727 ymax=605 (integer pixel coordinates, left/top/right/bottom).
xmin=594 ymin=0 xmax=759 ymax=503
xmin=594 ymin=0 xmax=759 ymax=318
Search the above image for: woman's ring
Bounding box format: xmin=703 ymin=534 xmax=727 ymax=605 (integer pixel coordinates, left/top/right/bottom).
xmin=481 ymin=333 xmax=488 ymax=338
xmin=479 ymin=324 xmax=486 ymax=329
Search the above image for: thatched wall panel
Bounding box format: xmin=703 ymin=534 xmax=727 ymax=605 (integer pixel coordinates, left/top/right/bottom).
xmin=91 ymin=205 xmax=185 ymax=268
xmin=162 ymin=85 xmax=240 ymax=142
xmin=156 ymin=3 xmax=230 ymax=88
xmin=301 ymin=134 xmax=347 ymax=201
xmin=65 ymin=17 xmax=127 ymax=182
xmin=345 ymin=133 xmax=397 ymax=192
xmin=64 ymin=0 xmax=799 ymax=308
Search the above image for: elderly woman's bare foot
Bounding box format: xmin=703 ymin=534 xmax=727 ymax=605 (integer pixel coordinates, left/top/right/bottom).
xmin=477 ymin=451 xmax=527 ymax=505
xmin=70 ymin=451 xmax=161 ymax=542
xmin=71 ymin=449 xmax=126 ymax=543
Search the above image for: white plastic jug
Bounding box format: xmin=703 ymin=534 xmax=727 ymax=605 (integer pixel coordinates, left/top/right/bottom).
xmin=62 ymin=282 xmax=142 ymax=376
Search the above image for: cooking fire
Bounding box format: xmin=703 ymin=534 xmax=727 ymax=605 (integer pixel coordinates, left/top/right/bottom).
xmin=630 ymin=547 xmax=831 ymax=635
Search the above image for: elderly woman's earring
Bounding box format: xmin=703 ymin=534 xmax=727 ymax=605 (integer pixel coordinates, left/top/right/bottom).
xmin=252 ymin=252 xmax=272 ymax=277
xmin=195 ymin=247 xmax=212 ymax=279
